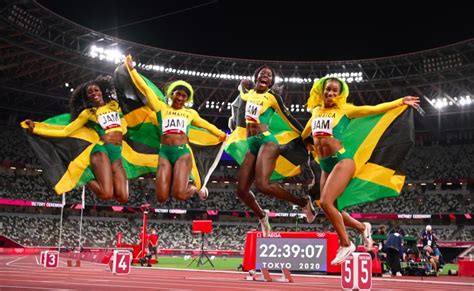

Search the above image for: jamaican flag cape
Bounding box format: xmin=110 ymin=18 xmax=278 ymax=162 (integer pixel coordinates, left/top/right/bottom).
xmin=225 ymin=87 xmax=309 ymax=180
xmin=113 ymin=62 xmax=224 ymax=190
xmin=20 ymin=111 xmax=157 ymax=194
xmin=303 ymin=77 xmax=415 ymax=210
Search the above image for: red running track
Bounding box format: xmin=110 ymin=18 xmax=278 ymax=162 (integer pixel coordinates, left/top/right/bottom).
xmin=0 ymin=255 xmax=473 ymax=290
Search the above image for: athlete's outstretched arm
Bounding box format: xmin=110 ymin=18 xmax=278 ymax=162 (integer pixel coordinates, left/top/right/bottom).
xmin=124 ymin=55 xmax=166 ymax=112
xmin=344 ymin=96 xmax=419 ymax=118
xmin=25 ymin=110 xmax=91 ymax=137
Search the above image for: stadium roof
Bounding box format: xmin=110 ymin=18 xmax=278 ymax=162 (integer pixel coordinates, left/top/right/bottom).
xmin=0 ymin=0 xmax=473 ymax=136
xmin=37 ymin=0 xmax=474 ymax=62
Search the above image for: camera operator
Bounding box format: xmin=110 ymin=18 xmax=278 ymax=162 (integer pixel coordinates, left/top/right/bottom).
xmin=422 ymin=245 xmax=439 ymax=272
xmin=420 ymin=225 xmax=443 ymax=268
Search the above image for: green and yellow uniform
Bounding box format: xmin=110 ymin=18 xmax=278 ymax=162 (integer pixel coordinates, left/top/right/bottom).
xmin=302 ymin=77 xmax=414 ymax=210
xmin=31 ymin=100 xmax=126 ymax=163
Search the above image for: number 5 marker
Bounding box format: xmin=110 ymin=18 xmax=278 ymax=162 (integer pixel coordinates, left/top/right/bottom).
xmin=341 ymin=252 xmax=372 ymax=290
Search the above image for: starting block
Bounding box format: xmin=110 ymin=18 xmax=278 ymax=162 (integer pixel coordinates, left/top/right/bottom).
xmin=246 ymin=267 xmax=293 ymax=283
xmin=108 ymin=250 xmax=131 ymax=275
xmin=341 ymin=252 xmax=372 ymax=290
xmin=41 ymin=250 xmax=59 ymax=268
xmin=67 ymin=259 xmax=81 ymax=267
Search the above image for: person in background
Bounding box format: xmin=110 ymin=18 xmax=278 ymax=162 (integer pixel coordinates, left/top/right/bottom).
xmin=374 ymin=224 xmax=387 ymax=235
xmin=384 ymin=225 xmax=404 ymax=276
xmin=373 ymin=224 xmax=387 ymax=250
xmin=423 ymin=245 xmax=440 ymax=272
xmin=420 ymin=225 xmax=440 ymax=250
xmin=148 ymin=228 xmax=159 ymax=263
xmin=420 ymin=225 xmax=443 ymax=269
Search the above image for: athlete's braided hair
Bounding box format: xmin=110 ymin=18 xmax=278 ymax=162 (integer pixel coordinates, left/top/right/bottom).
xmin=69 ymin=75 xmax=116 ymax=120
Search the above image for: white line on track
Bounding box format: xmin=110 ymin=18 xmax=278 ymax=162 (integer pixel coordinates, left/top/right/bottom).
xmin=0 ymin=285 xmax=74 ymax=290
xmin=0 ymin=279 xmax=186 ymax=290
xmin=1 ymin=255 xmax=473 ymax=289
xmin=133 ymin=267 xmax=474 ymax=287
xmin=5 ymin=256 xmax=26 ymax=266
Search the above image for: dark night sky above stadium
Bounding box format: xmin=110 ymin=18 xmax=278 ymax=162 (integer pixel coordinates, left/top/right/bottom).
xmin=38 ymin=0 xmax=474 ymax=61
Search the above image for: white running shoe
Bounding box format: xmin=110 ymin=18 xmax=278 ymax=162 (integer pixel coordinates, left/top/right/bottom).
xmin=302 ymin=195 xmax=317 ymax=223
xmin=259 ymin=213 xmax=272 ymax=237
xmin=331 ymin=242 xmax=355 ymax=265
xmin=361 ymin=222 xmax=373 ymax=250
xmin=395 ymin=271 xmax=402 ymax=276
xmin=197 ymin=187 xmax=209 ymax=201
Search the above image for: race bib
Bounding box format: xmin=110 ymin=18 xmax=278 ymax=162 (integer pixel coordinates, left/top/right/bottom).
xmin=245 ymin=102 xmax=262 ymax=122
xmin=162 ymin=117 xmax=187 ymax=134
xmin=312 ymin=117 xmax=333 ymax=136
xmin=98 ymin=112 xmax=121 ymax=130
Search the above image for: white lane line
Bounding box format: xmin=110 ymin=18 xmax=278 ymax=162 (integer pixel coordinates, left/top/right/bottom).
xmin=0 ymin=279 xmax=169 ymax=290
xmin=371 ymin=277 xmax=474 ymax=286
xmin=2 ymin=257 xmax=473 ymax=288
xmin=5 ymin=256 xmax=26 ymax=266
xmin=0 ymin=285 xmax=74 ymax=290
xmin=150 ymin=268 xmax=474 ymax=287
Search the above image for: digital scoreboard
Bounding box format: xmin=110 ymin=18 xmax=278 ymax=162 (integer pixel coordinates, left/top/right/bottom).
xmin=242 ymin=231 xmax=341 ymax=273
xmin=256 ymin=238 xmax=327 ymax=271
